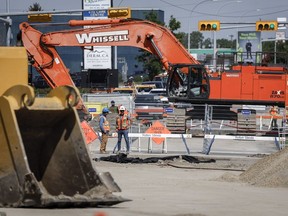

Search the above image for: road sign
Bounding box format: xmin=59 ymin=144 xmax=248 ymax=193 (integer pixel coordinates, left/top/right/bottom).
xmin=165 ymin=108 xmax=174 ymax=113
xmin=145 ymin=120 xmax=171 ymax=144
xmin=28 ymin=14 xmax=52 ymax=22
xmin=108 ymin=7 xmax=131 ymax=19
xmin=81 ymin=121 xmax=98 ymax=144
xmin=277 ymin=17 xmax=287 ymax=30
xmin=276 ymin=32 xmax=285 ymax=41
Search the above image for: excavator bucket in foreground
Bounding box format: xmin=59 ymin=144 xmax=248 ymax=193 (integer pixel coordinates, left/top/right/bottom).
xmin=0 ymin=47 xmax=128 ymax=207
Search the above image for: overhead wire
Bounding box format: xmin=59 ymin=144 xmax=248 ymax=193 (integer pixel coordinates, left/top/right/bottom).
xmin=159 ymin=0 xmax=288 ymax=18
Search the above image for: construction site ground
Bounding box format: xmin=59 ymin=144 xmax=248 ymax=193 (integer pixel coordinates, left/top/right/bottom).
xmin=1 ymin=136 xmax=288 ymax=216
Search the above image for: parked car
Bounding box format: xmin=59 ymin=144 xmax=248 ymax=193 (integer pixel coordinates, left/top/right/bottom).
xmin=134 ymin=94 xmax=169 ymax=120
xmin=142 ymin=81 xmax=166 ymax=89
xmin=135 ymin=84 xmax=156 ymax=94
xmin=149 ymin=88 xmax=167 ymax=96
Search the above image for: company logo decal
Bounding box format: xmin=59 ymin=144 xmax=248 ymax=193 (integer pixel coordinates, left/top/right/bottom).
xmin=76 ymin=30 xmax=129 ymax=44
xmin=270 ymin=90 xmax=284 ymax=98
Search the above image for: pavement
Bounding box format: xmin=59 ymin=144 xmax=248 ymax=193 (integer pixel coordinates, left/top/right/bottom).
xmin=88 ymin=133 xmax=280 ymax=160
xmin=1 ymin=134 xmax=285 ymax=216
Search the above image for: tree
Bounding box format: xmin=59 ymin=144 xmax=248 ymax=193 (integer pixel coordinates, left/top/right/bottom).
xmin=136 ymin=11 xmax=165 ymax=80
xmin=168 ymin=15 xmax=180 ymax=32
xmin=136 ymin=12 xmax=189 ymax=80
xmin=28 ymin=3 xmax=43 ymax=11
xmin=203 ymin=38 xmax=212 ymax=48
xmin=143 ymin=10 xmax=164 ymax=26
xmin=167 ymin=15 xmax=186 ymax=46
xmin=262 ymin=40 xmax=288 ymax=64
xmin=216 ymin=38 xmax=235 ymax=49
xmin=190 ymin=31 xmax=204 ymax=48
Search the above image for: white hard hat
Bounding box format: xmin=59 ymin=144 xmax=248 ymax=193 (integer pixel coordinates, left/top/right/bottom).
xmin=119 ymin=105 xmax=125 ymax=111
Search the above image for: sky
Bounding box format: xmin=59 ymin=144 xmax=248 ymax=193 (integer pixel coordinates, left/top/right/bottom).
xmin=1 ymin=0 xmax=288 ymax=39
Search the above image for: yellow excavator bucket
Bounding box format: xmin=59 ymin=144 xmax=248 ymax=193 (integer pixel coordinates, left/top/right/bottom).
xmin=0 ymin=47 xmax=128 ymax=207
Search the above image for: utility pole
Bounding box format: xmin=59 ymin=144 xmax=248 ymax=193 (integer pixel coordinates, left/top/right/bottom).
xmin=229 ymin=34 xmax=234 ymax=48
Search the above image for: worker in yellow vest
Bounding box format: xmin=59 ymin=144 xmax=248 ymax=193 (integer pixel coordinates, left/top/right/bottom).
xmin=116 ymin=105 xmax=131 ymax=154
xmin=99 ymin=107 xmax=110 ymax=153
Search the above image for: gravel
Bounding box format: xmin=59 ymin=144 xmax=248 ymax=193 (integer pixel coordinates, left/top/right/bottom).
xmin=240 ymin=146 xmax=288 ymax=187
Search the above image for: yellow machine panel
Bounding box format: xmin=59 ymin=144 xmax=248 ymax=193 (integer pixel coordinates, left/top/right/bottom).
xmin=0 ymin=47 xmax=28 ymax=95
xmin=0 ymin=47 xmax=127 ymax=207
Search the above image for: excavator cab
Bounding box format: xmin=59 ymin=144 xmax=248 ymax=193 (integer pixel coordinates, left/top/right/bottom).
xmin=167 ymin=64 xmax=210 ymax=101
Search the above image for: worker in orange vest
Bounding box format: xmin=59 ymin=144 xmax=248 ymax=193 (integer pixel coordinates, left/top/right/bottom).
xmin=116 ymin=105 xmax=131 ymax=154
xmin=99 ymin=107 xmax=110 ymax=153
xmin=269 ymin=105 xmax=279 ymax=129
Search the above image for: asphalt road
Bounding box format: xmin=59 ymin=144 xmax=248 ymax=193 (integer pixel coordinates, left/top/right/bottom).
xmin=1 ymin=137 xmax=286 ymax=216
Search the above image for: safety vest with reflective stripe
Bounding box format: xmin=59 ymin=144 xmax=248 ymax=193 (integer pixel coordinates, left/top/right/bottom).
xmin=116 ymin=114 xmax=130 ymax=130
xmin=270 ymin=107 xmax=278 ymax=116
xmin=100 ymin=115 xmax=110 ymax=131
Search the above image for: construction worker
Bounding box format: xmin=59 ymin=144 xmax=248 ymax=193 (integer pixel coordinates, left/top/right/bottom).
xmin=269 ymin=105 xmax=279 ymax=129
xmin=116 ymin=105 xmax=131 ymax=154
xmin=99 ymin=107 xmax=110 ymax=153
xmin=109 ymin=100 xmax=118 ymax=113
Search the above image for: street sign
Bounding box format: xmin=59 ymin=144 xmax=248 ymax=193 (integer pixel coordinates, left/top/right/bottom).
xmin=276 ymin=32 xmax=285 ymax=42
xmin=108 ymin=7 xmax=131 ymax=19
xmin=145 ymin=120 xmax=171 ymax=144
xmin=28 ymin=14 xmax=52 ymax=22
xmin=277 ymin=17 xmax=287 ymax=30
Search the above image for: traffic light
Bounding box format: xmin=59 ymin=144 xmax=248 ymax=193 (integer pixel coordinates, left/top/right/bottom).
xmin=108 ymin=7 xmax=131 ymax=19
xmin=28 ymin=14 xmax=52 ymax=22
xmin=198 ymin=20 xmax=220 ymax=31
xmin=256 ymin=21 xmax=278 ymax=31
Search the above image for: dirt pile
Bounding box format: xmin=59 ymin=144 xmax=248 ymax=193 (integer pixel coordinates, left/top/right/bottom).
xmin=240 ymin=147 xmax=288 ymax=187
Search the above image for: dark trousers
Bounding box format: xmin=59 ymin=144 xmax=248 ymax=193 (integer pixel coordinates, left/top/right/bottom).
xmin=271 ymin=118 xmax=278 ymax=129
xmin=117 ymin=129 xmax=130 ymax=152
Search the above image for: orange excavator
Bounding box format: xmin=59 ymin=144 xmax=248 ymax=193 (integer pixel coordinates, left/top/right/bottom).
xmin=19 ymin=18 xmax=288 ymax=114
xmin=19 ymin=18 xmax=209 ymax=116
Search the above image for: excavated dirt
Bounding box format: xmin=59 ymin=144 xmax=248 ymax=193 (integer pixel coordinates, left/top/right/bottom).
xmin=96 ymin=149 xmax=288 ymax=188
xmin=239 ymin=146 xmax=288 ymax=187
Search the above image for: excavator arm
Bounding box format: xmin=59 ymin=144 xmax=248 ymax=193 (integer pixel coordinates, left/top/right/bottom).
xmin=20 ymin=18 xmax=210 ymax=110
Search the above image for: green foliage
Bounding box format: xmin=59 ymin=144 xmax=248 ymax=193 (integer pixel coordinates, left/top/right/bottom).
xmin=203 ymin=38 xmax=212 ymax=48
xmin=217 ymin=38 xmax=236 ymax=49
xmin=136 ymin=11 xmax=165 ymax=80
xmin=168 ymin=15 xmax=181 ymax=32
xmin=167 ymin=15 xmax=186 ymax=46
xmin=143 ymin=10 xmax=164 ymax=26
xmin=175 ymin=32 xmax=187 ymax=47
xmin=136 ymin=49 xmax=164 ymax=80
xmin=136 ymin=12 xmax=187 ymax=80
xmin=28 ymin=3 xmax=43 ymax=11
xmin=190 ymin=31 xmax=204 ymax=48
xmin=133 ymin=74 xmax=148 ymax=83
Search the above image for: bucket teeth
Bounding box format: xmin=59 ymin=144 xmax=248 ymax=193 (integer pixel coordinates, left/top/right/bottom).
xmin=0 ymin=85 xmax=129 ymax=207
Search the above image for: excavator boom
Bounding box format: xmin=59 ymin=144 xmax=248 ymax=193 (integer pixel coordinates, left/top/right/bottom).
xmin=19 ymin=18 xmax=210 ymax=108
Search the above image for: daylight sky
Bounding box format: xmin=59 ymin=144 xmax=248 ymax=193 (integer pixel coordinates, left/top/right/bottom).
xmin=1 ymin=0 xmax=288 ymax=39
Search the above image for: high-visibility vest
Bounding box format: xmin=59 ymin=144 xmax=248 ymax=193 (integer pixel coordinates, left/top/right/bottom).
xmin=270 ymin=107 xmax=278 ymax=116
xmin=100 ymin=115 xmax=110 ymax=131
xmin=116 ymin=114 xmax=130 ymax=130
